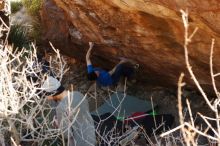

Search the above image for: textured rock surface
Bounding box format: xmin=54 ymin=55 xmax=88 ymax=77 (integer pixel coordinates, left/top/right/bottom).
xmin=41 ymin=0 xmax=220 ymax=90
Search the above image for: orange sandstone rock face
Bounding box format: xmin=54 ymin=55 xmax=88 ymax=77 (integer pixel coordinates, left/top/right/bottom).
xmin=41 ymin=0 xmax=220 ymax=90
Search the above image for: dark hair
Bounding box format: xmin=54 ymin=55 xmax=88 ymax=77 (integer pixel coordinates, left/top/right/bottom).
xmin=54 ymin=85 xmax=65 ymax=96
xmin=45 ymin=85 xmax=65 ymax=96
xmin=87 ymin=72 xmax=98 ymax=81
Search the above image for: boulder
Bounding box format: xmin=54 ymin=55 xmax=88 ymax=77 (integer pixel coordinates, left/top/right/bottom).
xmin=41 ymin=0 xmax=220 ymax=90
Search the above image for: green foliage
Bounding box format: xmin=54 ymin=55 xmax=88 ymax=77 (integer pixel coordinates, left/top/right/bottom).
xmin=30 ymin=18 xmax=42 ymax=43
xmin=10 ymin=1 xmax=23 ymax=14
xmin=22 ymin=0 xmax=43 ymax=43
xmin=22 ymin=0 xmax=42 ymax=17
xmin=8 ymin=24 xmax=30 ymax=50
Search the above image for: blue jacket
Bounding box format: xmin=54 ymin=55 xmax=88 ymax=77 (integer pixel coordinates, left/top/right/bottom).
xmin=87 ymin=65 xmax=113 ymax=86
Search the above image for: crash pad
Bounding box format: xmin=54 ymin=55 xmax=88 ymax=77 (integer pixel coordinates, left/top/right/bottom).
xmin=91 ymin=92 xmax=156 ymax=118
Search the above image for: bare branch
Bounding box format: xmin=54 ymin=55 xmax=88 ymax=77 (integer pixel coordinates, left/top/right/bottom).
xmin=180 ymin=10 xmax=216 ymax=112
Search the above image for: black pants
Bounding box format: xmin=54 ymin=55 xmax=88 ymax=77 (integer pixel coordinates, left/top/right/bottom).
xmin=128 ymin=114 xmax=174 ymax=136
xmin=111 ymin=63 xmax=135 ymax=85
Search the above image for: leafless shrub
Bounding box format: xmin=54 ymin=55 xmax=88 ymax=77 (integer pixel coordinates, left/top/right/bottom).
xmin=161 ymin=9 xmax=220 ymax=146
xmin=0 ymin=3 xmax=69 ymax=145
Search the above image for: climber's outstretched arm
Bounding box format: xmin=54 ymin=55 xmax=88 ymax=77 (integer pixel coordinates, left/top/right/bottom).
xmin=86 ymin=42 xmax=94 ymax=66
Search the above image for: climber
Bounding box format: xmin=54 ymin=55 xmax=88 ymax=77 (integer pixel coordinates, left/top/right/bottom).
xmin=86 ymin=42 xmax=138 ymax=87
